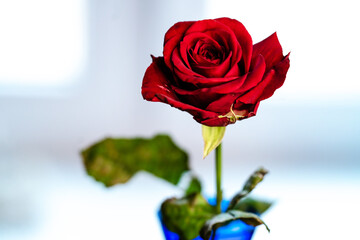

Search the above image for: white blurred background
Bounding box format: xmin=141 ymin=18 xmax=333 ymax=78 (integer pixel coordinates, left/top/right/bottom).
xmin=0 ymin=0 xmax=359 ymax=239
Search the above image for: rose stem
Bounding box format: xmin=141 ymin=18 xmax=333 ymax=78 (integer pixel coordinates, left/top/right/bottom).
xmin=215 ymin=143 xmax=222 ymax=214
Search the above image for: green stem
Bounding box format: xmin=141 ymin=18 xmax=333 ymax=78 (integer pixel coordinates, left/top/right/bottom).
xmin=215 ymin=143 xmax=222 ymax=214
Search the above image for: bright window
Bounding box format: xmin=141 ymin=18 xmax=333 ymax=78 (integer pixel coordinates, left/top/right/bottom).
xmin=0 ymin=0 xmax=87 ymax=91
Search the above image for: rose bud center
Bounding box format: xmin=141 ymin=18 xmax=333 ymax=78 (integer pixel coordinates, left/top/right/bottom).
xmin=190 ymin=40 xmax=225 ymax=66
xmin=199 ymin=45 xmax=221 ymax=64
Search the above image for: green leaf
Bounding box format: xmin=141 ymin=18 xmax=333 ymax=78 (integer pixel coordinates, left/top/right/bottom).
xmin=232 ymin=197 xmax=272 ymax=215
xmin=202 ymin=125 xmax=226 ymax=159
xmin=185 ymin=176 xmax=202 ymax=196
xmin=81 ymin=134 xmax=189 ymax=187
xmin=227 ymin=168 xmax=268 ymax=210
xmin=200 ymin=210 xmax=270 ymax=240
xmin=161 ymin=194 xmax=216 ymax=240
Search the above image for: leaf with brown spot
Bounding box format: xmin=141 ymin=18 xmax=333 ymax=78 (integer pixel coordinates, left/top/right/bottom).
xmin=81 ymin=134 xmax=189 ymax=187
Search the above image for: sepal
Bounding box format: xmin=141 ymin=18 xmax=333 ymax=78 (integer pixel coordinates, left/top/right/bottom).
xmin=202 ymin=125 xmax=226 ymax=158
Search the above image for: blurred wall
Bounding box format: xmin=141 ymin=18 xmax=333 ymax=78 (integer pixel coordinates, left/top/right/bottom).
xmin=0 ymin=0 xmax=207 ymax=158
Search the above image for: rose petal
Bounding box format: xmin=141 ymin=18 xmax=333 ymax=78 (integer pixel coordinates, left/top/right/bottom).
xmin=192 ymin=51 xmax=232 ymax=78
xmin=205 ymin=94 xmax=240 ymax=114
xmin=224 ymin=60 xmax=241 ymax=77
xmin=199 ymin=117 xmax=230 ymax=127
xmin=171 ymin=55 xmax=265 ymax=98
xmin=142 ymin=56 xmax=219 ymax=122
xmin=200 ymin=29 xmax=241 ymax=64
xmin=190 ymin=31 xmax=231 ymax=53
xmin=235 ymin=55 xmax=266 ymax=93
xmin=251 ymin=32 xmax=284 ymax=72
xmin=172 ymin=47 xmax=203 ymax=78
xmin=236 ymin=54 xmax=290 ymax=104
xmin=184 ymin=19 xmax=242 ymax=66
xmin=173 ymin=51 xmax=238 ymax=88
xmin=216 ymin=17 xmax=253 ymax=72
xmin=180 ymin=32 xmax=225 ymax=70
xmin=232 ymin=102 xmax=260 ymax=119
xmin=174 ymin=28 xmax=241 ymax=79
xmin=174 ymin=92 xmax=221 ymax=109
xmin=258 ymin=53 xmax=290 ymax=101
xmin=164 ymin=21 xmax=194 ymax=70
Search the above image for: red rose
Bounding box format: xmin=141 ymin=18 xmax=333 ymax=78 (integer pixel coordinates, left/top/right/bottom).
xmin=142 ymin=18 xmax=290 ymax=126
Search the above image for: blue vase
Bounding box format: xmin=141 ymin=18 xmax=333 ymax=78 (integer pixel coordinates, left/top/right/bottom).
xmin=158 ymin=198 xmax=256 ymax=240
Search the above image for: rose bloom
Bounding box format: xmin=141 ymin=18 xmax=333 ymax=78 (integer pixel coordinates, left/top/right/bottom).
xmin=142 ymin=18 xmax=290 ymax=126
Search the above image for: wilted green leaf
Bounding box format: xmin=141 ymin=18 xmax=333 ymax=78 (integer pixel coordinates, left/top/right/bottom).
xmin=185 ymin=176 xmax=202 ymax=196
xmin=202 ymin=125 xmax=226 ymax=159
xmin=81 ymin=134 xmax=189 ymax=187
xmin=227 ymin=168 xmax=268 ymax=210
xmin=161 ymin=194 xmax=216 ymax=240
xmin=200 ymin=210 xmax=270 ymax=240
xmin=232 ymin=197 xmax=272 ymax=215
